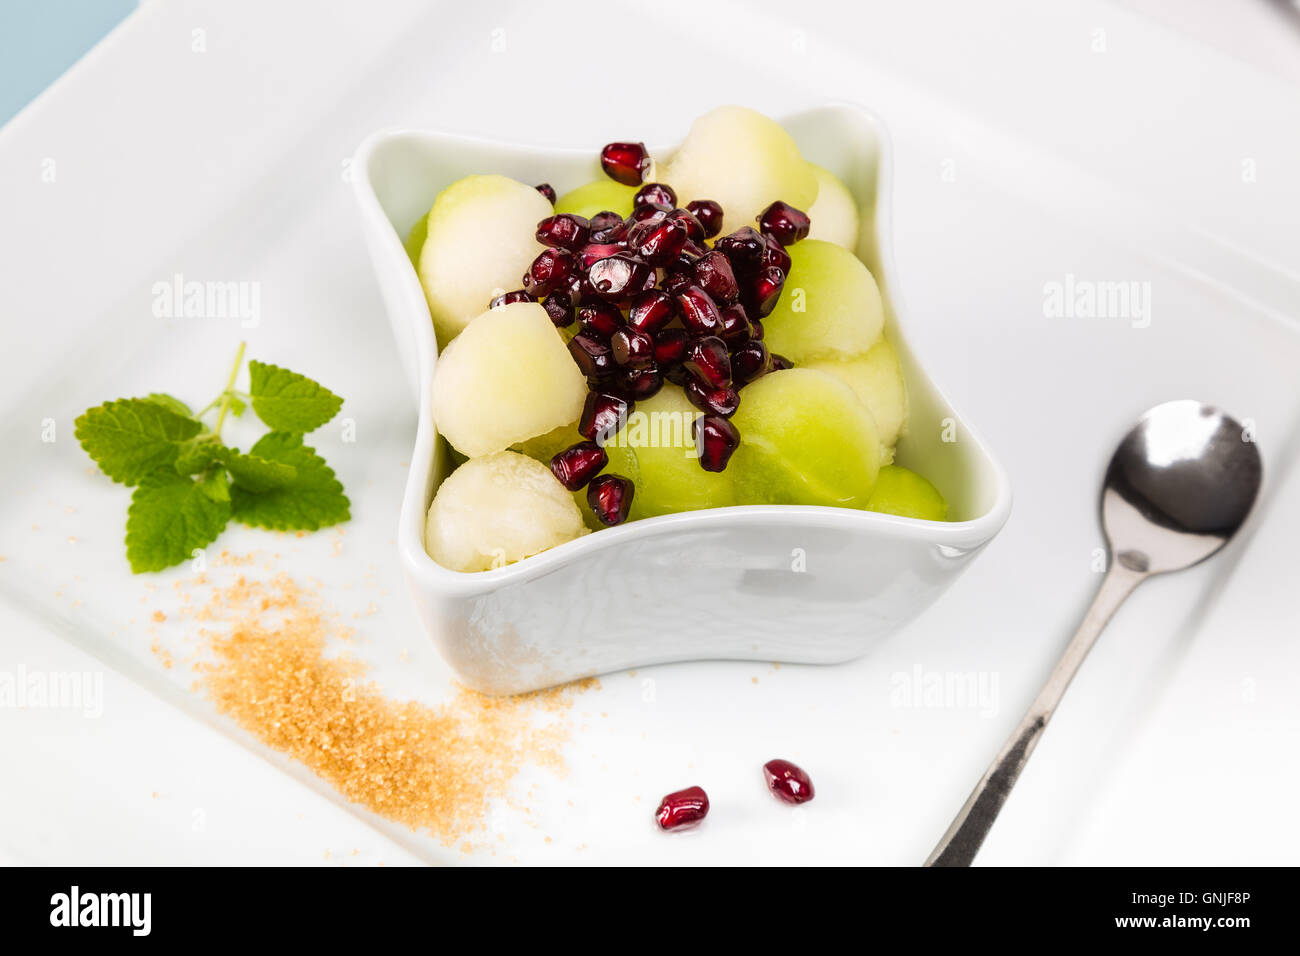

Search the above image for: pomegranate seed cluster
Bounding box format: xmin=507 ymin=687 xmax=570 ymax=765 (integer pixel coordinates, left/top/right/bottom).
xmin=491 ymin=142 xmax=810 ymax=527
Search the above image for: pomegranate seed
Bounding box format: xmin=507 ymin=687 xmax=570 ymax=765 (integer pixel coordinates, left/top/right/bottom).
xmin=747 ymin=265 xmax=786 ymax=317
xmin=580 ymin=391 xmax=632 ymax=443
xmin=536 ymin=214 xmax=590 ymax=250
xmin=684 ymin=380 xmax=740 ymax=417
xmin=692 ymin=250 xmax=739 ymax=305
xmin=568 ymin=333 xmax=615 ymax=379
xmin=523 ymin=248 xmax=577 ymax=297
xmin=674 ymin=284 xmax=722 ymax=335
xmin=550 ymin=441 xmax=608 ymax=491
xmin=714 ymin=226 xmax=766 ymax=274
xmin=627 ymin=289 xmax=674 ymax=335
xmin=632 ymin=218 xmax=689 ymax=266
xmin=561 ymin=272 xmax=598 ymax=306
xmin=535 ymin=183 xmax=556 ymax=203
xmin=542 ymin=291 xmax=575 ymax=327
xmin=763 ymin=759 xmax=815 ymax=805
xmin=579 ymin=241 xmax=627 ymax=269
xmin=589 ymin=255 xmax=651 ymax=303
xmin=749 ymin=317 xmax=764 ymax=341
xmin=718 ymin=303 xmax=753 ymax=348
xmin=655 ymin=785 xmax=709 ymax=831
xmin=628 ymin=204 xmax=669 ymax=226
xmin=600 ymin=142 xmax=651 ymax=186
xmin=684 ymin=335 xmax=732 ymax=388
xmin=770 ymin=352 xmax=793 ymax=370
xmin=758 ymin=201 xmax=811 ymax=246
xmin=731 ymin=339 xmax=771 ymax=384
xmin=763 ymin=235 xmax=792 ymax=274
xmin=577 ymin=300 xmax=623 ymax=337
xmin=686 ymin=199 xmax=724 ymax=238
xmin=588 ymin=474 xmax=635 ymax=525
xmin=693 ymin=415 xmax=740 ymax=472
xmin=634 ymin=182 xmax=676 ymax=208
xmin=653 ymin=327 xmax=689 ymax=366
xmin=661 ymin=270 xmax=695 ymax=297
xmin=667 ymin=208 xmax=706 ymax=242
xmin=588 ymin=211 xmax=627 ymax=242
xmin=488 ymin=289 xmax=534 ymax=309
xmin=611 ymin=327 xmax=654 ymax=367
xmin=621 ymin=365 xmax=663 ymax=400
xmin=664 ymin=364 xmax=691 ymax=386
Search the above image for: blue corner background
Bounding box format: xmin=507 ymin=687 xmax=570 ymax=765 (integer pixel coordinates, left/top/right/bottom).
xmin=0 ymin=0 xmax=138 ymax=127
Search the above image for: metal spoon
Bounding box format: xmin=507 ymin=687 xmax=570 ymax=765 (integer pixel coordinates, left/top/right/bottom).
xmin=925 ymin=399 xmax=1262 ymax=867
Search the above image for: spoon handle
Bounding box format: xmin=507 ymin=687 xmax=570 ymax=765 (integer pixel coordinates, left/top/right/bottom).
xmin=924 ymin=561 xmax=1146 ymax=866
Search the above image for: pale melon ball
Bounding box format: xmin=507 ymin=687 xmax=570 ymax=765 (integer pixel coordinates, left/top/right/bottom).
xmin=425 ymin=451 xmax=587 ymax=572
xmin=663 ymin=106 xmax=817 ymax=235
xmin=763 ymin=239 xmax=884 ymax=363
xmin=806 ymin=163 xmax=859 ymax=249
xmin=803 ymin=337 xmax=908 ymax=458
xmin=432 ymin=302 xmax=587 ymax=459
xmin=418 ymin=174 xmax=552 ymax=345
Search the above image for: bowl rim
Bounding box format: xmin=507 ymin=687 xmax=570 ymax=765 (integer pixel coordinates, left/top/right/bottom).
xmin=351 ymin=103 xmax=1013 ymax=597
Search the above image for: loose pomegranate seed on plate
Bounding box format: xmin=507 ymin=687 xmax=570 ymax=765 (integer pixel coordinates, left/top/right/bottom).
xmin=634 ymin=182 xmax=676 ymax=208
xmin=580 ymin=391 xmax=632 ymax=443
xmin=747 ymin=265 xmax=786 ymax=317
xmin=693 ymin=415 xmax=740 ymax=472
xmin=685 ymin=199 xmax=724 ymax=238
xmin=488 ymin=289 xmax=534 ymax=309
xmin=535 ymin=214 xmax=590 ymax=250
xmin=692 ymin=250 xmax=740 ymax=305
xmin=684 ymin=336 xmax=732 ymax=388
xmin=577 ymin=300 xmax=623 ymax=337
xmin=655 ymin=785 xmax=709 ymax=831
xmin=714 ymin=226 xmax=767 ymax=274
xmin=600 ymin=142 xmax=652 ymax=185
xmin=757 ymin=201 xmax=811 ymax=246
xmin=673 ymin=284 xmax=722 ymax=335
xmin=611 ymin=327 xmax=655 ymax=367
xmin=534 ymin=182 xmax=557 ymax=203
xmin=763 ymin=759 xmax=815 ymax=805
xmin=568 ymin=333 xmax=615 ymax=379
xmin=550 ymin=441 xmax=608 ymax=491
xmin=542 ymin=291 xmax=575 ymax=327
xmin=627 ymin=289 xmax=674 ymax=335
xmin=731 ymin=339 xmax=771 ymax=384
xmin=523 ymin=247 xmax=577 ymax=297
xmin=587 ymin=474 xmax=635 ymax=525
xmin=684 ymin=380 xmax=740 ymax=417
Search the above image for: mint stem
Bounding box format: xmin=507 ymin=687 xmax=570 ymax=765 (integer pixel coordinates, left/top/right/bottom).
xmin=211 ymin=341 xmax=247 ymax=441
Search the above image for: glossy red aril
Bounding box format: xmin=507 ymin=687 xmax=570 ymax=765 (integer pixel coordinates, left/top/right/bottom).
xmin=621 ymin=365 xmax=664 ymax=400
xmin=718 ymin=303 xmax=753 ymax=348
xmin=634 ymin=182 xmax=676 ymax=208
xmin=579 ymin=241 xmax=627 ymax=269
xmin=550 ymin=441 xmax=608 ymax=491
xmin=577 ymin=300 xmax=623 ymax=337
xmin=489 ymin=289 xmax=534 ymax=309
xmin=692 ymin=250 xmax=739 ymax=305
xmin=661 ymin=270 xmax=695 ymax=297
xmin=693 ymin=415 xmax=740 ymax=472
xmin=763 ymin=759 xmax=815 ymax=805
xmin=758 ymin=201 xmax=811 ymax=246
xmin=536 ymin=214 xmax=590 ymax=250
xmin=748 ymin=265 xmax=786 ymax=318
xmin=731 ymin=339 xmax=771 ymax=384
xmin=587 ymin=474 xmax=635 ymax=526
xmin=627 ymin=289 xmax=674 ymax=335
xmin=684 ymin=380 xmax=740 ymax=417
xmin=632 ymin=218 xmax=689 ymax=266
xmin=749 ymin=317 xmax=764 ymax=341
xmin=542 ymin=291 xmax=574 ymax=327
xmin=588 ymin=211 xmax=627 ymax=242
xmin=763 ymin=235 xmax=792 ymax=274
xmin=653 ymin=327 xmax=689 ymax=366
xmin=674 ymin=284 xmax=722 ymax=335
xmin=686 ymin=199 xmax=724 ymax=238
xmin=589 ymin=254 xmax=651 ymax=303
xmin=684 ymin=336 xmax=732 ymax=388
xmin=600 ymin=141 xmax=651 ymax=186
xmin=611 ymin=327 xmax=654 ymax=367
xmin=770 ymin=352 xmax=793 ymax=371
xmin=714 ymin=226 xmax=767 ymax=275
xmin=628 ymin=204 xmax=669 ymax=226
xmin=667 ymin=208 xmax=706 ymax=242
xmin=568 ymin=333 xmax=616 ymax=380
xmin=535 ymin=183 xmax=556 ymax=203
xmin=523 ymin=247 xmax=577 ymax=297
xmin=655 ymin=786 xmax=709 ymax=831
xmin=580 ymin=391 xmax=632 ymax=443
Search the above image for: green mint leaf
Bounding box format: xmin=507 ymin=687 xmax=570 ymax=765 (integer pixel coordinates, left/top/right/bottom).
xmin=174 ymin=442 xmax=222 ymax=475
xmin=230 ymin=432 xmax=349 ymax=531
xmin=143 ymin=393 xmax=194 ymax=418
xmin=75 ymin=399 xmax=203 ymax=485
xmin=173 ymin=441 xmax=296 ymax=492
xmin=125 ymin=470 xmax=230 ymax=573
xmin=198 ymin=468 xmax=231 ymax=504
xmin=247 ymin=361 xmax=343 ymax=432
xmin=226 ymin=394 xmax=247 ymax=418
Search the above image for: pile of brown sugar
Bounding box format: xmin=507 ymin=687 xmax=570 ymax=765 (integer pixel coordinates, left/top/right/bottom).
xmin=176 ymin=568 xmax=592 ymax=847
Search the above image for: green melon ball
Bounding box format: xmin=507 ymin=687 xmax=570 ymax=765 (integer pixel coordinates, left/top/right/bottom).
xmin=802 ymin=337 xmax=908 ymax=459
xmin=763 ymin=239 xmax=884 ymax=363
xmin=805 ymin=163 xmax=859 ymax=249
xmin=865 ymin=465 xmax=948 ymax=521
xmin=730 ymin=368 xmax=881 ymax=508
xmin=404 ymin=213 xmax=429 ymax=266
xmin=554 ymin=179 xmax=638 ymax=220
xmin=418 ymin=174 xmax=552 ymax=346
xmin=663 ymin=105 xmax=817 ymax=235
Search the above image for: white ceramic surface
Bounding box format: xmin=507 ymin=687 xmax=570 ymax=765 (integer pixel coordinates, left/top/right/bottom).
xmin=352 ymin=106 xmax=1013 ymax=694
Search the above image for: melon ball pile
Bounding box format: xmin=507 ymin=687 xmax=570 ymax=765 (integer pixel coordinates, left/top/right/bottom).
xmin=410 ymin=106 xmax=948 ymax=573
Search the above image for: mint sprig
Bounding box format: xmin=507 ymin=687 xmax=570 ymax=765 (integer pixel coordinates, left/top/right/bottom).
xmin=75 ymin=343 xmax=350 ymax=573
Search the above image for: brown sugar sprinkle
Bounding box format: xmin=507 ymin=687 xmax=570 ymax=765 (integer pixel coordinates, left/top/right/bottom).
xmin=185 ymin=570 xmax=593 ymax=847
